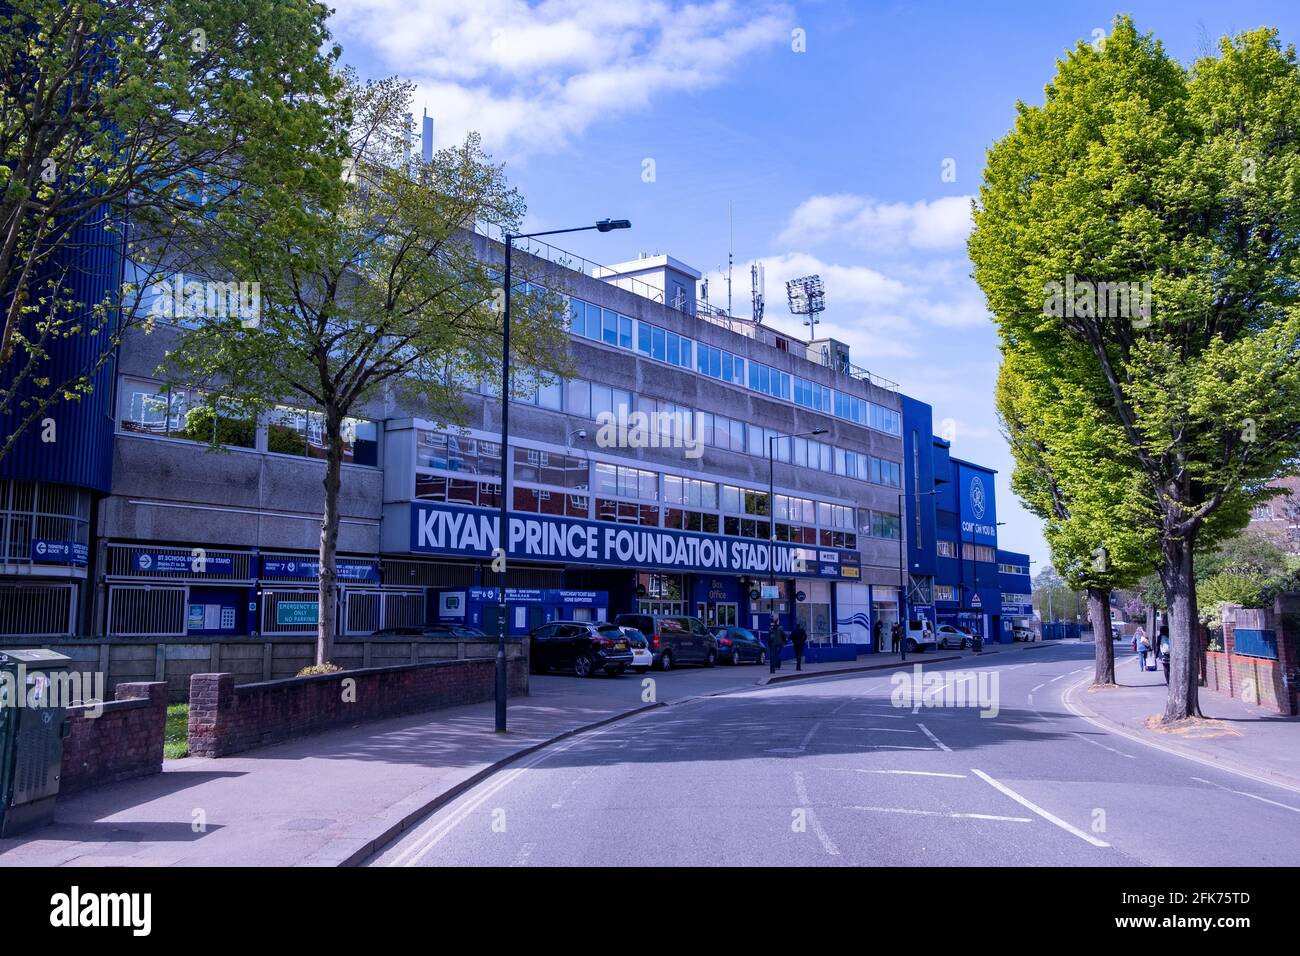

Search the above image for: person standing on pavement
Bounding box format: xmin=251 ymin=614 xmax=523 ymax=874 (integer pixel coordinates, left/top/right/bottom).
xmin=791 ymin=622 xmax=808 ymax=671
xmin=890 ymin=621 xmax=901 ymax=653
xmin=767 ymin=620 xmax=786 ymax=674
xmin=874 ymin=618 xmax=883 ymax=651
xmin=1137 ymin=627 xmax=1151 ymax=672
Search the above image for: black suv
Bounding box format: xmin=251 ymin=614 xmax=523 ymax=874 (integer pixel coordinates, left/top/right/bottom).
xmin=612 ymin=613 xmax=718 ymax=670
xmin=529 ymin=621 xmax=634 ymax=677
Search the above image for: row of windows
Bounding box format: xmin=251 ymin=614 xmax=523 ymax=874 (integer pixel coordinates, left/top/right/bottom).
xmin=1003 ymin=592 xmax=1032 ymax=604
xmin=599 ymin=308 xmax=904 ymax=436
xmin=414 ymin=432 xmax=900 ymax=542
xmin=999 ymin=563 xmax=1030 ymax=575
xmin=118 ymin=378 xmax=380 ymax=466
xmin=937 ymin=540 xmax=998 ymax=563
xmin=511 ymin=377 xmax=902 ymax=488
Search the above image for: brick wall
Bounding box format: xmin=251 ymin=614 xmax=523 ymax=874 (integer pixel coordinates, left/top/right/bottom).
xmin=60 ymin=682 xmax=168 ymax=794
xmin=187 ymin=656 xmax=529 ymax=758
xmin=1208 ymin=599 xmax=1298 ymax=715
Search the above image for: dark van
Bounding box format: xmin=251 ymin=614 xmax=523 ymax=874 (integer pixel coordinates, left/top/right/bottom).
xmin=612 ymin=613 xmax=718 ymax=670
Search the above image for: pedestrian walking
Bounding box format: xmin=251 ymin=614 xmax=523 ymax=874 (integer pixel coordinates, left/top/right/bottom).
xmin=767 ymin=621 xmax=786 ymax=674
xmin=1159 ymin=628 xmax=1171 ymax=684
xmin=791 ymin=622 xmax=808 ymax=671
xmin=1137 ymin=627 xmax=1151 ymax=672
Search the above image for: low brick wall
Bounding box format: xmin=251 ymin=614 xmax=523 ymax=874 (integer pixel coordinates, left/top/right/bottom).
xmin=188 ymin=655 xmax=528 ymax=758
xmin=0 ymin=635 xmax=517 ymax=704
xmin=1208 ymin=601 xmax=1299 ymax=715
xmin=60 ymin=682 xmax=168 ymax=795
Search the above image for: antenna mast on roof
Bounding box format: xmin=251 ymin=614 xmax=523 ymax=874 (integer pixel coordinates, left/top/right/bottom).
xmin=726 ymin=201 xmax=734 ymax=316
xmin=751 ymin=262 xmax=766 ymax=324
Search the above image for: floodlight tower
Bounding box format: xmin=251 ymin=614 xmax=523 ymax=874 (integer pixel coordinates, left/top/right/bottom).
xmin=786 ymin=274 xmax=825 ymax=337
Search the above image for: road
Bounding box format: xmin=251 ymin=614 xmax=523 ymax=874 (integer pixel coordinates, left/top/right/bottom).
xmin=371 ymin=642 xmax=1300 ymax=866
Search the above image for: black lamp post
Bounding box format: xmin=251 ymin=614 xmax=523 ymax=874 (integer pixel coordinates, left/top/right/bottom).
xmin=495 ymin=218 xmax=630 ymax=734
xmin=898 ymin=489 xmax=938 ymax=661
xmin=766 ymin=428 xmax=827 ymax=643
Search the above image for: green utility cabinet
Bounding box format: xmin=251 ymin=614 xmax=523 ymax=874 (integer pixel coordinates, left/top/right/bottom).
xmin=0 ymin=649 xmax=72 ymax=836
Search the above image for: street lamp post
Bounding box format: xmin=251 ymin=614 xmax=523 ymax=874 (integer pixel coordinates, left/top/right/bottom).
xmin=495 ymin=218 xmax=630 ymax=734
xmin=898 ymin=489 xmax=938 ymax=661
xmin=767 ymin=429 xmax=827 ymax=650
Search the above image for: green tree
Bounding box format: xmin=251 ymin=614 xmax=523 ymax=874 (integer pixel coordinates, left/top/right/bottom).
xmin=997 ymin=349 xmax=1157 ymax=684
xmin=0 ymin=0 xmax=342 ymax=461
xmin=970 ymin=16 xmax=1300 ymax=721
xmin=167 ymin=74 xmax=570 ymax=664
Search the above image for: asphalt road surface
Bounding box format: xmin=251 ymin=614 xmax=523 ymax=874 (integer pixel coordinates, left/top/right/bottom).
xmin=372 ymin=643 xmax=1300 ymax=867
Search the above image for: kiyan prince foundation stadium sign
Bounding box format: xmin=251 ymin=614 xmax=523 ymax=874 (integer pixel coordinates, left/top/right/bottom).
xmin=408 ymin=501 xmax=860 ymax=579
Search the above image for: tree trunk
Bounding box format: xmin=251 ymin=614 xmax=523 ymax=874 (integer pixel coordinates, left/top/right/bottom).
xmin=1158 ymin=535 xmax=1201 ymax=722
xmin=1087 ymin=586 xmax=1115 ymax=686
xmin=316 ymin=411 xmax=345 ymax=666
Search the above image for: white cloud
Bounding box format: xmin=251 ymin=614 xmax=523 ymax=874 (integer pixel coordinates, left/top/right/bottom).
xmin=777 ymin=193 xmax=974 ymax=252
xmin=329 ymin=0 xmax=793 ymax=157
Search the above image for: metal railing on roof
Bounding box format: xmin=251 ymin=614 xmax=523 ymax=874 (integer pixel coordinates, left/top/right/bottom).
xmin=490 ymin=228 xmax=899 ymax=392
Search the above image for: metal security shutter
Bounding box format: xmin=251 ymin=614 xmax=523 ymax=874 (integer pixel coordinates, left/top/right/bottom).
xmin=0 ymin=584 xmax=75 ymax=637
xmin=107 ymin=585 xmax=186 ymax=637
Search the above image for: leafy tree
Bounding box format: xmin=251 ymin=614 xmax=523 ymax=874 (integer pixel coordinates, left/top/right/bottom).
xmin=997 ymin=348 xmax=1157 ymax=684
xmin=168 ymin=74 xmax=570 ymax=664
xmin=0 ymin=0 xmax=342 ymax=461
xmin=970 ymin=16 xmax=1300 ymax=721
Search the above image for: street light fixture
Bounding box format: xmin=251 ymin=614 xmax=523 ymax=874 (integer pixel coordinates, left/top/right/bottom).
xmin=494 ymin=218 xmax=630 ymax=734
xmin=766 ymin=428 xmax=828 ymax=649
xmin=899 ymin=489 xmax=939 ymax=661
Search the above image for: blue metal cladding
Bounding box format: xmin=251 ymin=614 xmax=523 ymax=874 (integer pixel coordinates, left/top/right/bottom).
xmin=0 ymin=204 xmax=121 ymax=493
xmin=1232 ymin=628 xmax=1278 ymax=660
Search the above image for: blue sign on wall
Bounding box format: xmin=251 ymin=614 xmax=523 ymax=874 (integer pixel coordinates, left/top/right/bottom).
xmin=31 ymin=539 xmax=88 ymax=566
xmin=958 ymin=467 xmax=998 ymax=544
xmin=261 ymin=558 xmax=379 ymax=582
xmin=409 ymin=501 xmax=860 ymax=579
xmin=133 ymin=550 xmax=234 ymax=575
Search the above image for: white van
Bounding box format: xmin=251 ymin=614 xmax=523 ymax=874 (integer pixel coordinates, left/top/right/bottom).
xmin=904 ymin=618 xmax=938 ymax=652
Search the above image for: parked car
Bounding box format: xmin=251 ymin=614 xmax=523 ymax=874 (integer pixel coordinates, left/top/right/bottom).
xmin=424 ymin=623 xmax=488 ymax=638
xmin=1012 ymin=624 xmax=1035 ymax=642
xmin=612 ymin=613 xmax=718 ymax=670
xmin=529 ymin=621 xmax=633 ymax=677
xmin=618 ymin=626 xmax=654 ymax=674
xmin=936 ymin=624 xmax=976 ymax=650
xmin=711 ymin=625 xmax=766 ymax=665
xmin=367 ymin=624 xmax=487 ymax=638
xmin=904 ymin=619 xmax=938 ymax=652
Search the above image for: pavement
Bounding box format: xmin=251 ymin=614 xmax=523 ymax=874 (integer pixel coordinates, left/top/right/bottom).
xmin=1064 ymin=651 xmax=1300 ymax=789
xmin=0 ymin=643 xmax=1010 ymax=868
xmin=372 ymin=641 xmax=1300 ymax=867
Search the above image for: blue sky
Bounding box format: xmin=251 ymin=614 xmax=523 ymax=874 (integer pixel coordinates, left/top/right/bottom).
xmin=327 ymin=0 xmax=1300 ymax=571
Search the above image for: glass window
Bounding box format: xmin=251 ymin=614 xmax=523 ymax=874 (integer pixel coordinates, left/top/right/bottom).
xmin=679 ymin=338 xmax=692 ymax=369
xmin=708 ymin=348 xmax=721 ymax=379
xmin=732 ymin=356 xmax=744 ymax=385
xmin=569 ymin=299 xmax=587 ymax=338
xmin=619 ymin=315 xmax=633 ymax=349
xmin=638 ymin=321 xmax=652 ymax=354
xmin=591 ymin=384 xmax=614 ymax=419
xmin=602 ymin=309 xmax=618 ymax=345
xmin=722 ymin=485 xmax=741 ymax=513
xmin=593 ymin=462 xmax=618 ymax=496
xmin=651 ymin=325 xmax=666 ymax=361
xmin=667 ymin=332 xmax=679 ymax=366
xmin=538 ymin=377 xmax=562 ymax=410
xmin=566 ymin=380 xmax=590 ymax=417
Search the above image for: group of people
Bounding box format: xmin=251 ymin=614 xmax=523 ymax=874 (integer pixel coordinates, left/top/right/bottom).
xmin=766 ymin=620 xmax=808 ymax=674
xmin=1134 ymin=623 xmax=1172 ymax=683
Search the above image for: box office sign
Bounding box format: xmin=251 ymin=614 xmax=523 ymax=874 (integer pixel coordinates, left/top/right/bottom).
xmin=409 ymin=501 xmax=861 ymax=579
xmin=261 ymin=558 xmax=379 ymax=582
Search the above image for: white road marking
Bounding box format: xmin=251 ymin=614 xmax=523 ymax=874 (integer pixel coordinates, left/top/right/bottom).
xmin=917 ymin=722 xmax=952 ymax=752
xmin=1050 ymin=674 xmax=1066 ymax=682
xmin=971 ymin=768 xmax=1110 ymax=848
xmin=846 ymin=805 xmax=1031 ymax=823
xmin=766 ymin=720 xmax=824 ymax=755
xmin=1030 ymin=683 xmax=1046 ymax=693
xmin=1070 ymin=731 xmax=1136 ymax=759
xmin=1189 ymin=775 xmax=1300 ymax=813
xmin=859 ymin=727 xmax=919 ymax=733
xmin=851 ymin=769 xmax=966 ymax=778
xmin=1061 ymin=676 xmax=1300 ymax=797
xmin=793 ymin=771 xmax=840 ymax=856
